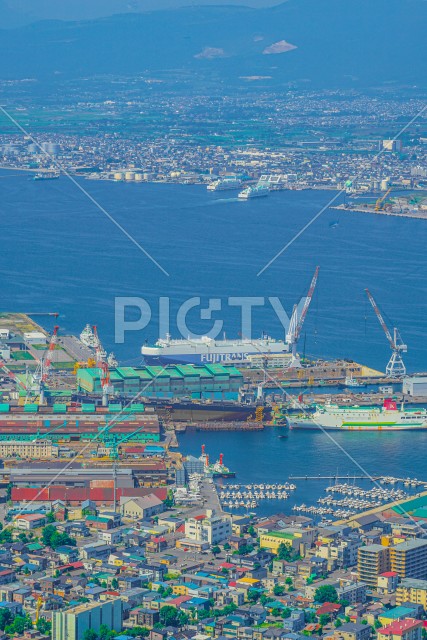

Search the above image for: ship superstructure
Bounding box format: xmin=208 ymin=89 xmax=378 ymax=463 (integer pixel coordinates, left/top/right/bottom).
xmin=207 ymin=176 xmax=242 ymax=191
xmin=238 ymin=183 xmax=270 ymax=199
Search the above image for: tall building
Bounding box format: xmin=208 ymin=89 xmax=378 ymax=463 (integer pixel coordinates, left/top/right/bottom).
xmin=52 ymin=600 xmax=123 ymax=640
xmin=391 ymin=539 xmax=427 ymax=580
xmin=357 ymin=544 xmax=390 ymax=587
xmin=184 ymin=509 xmax=231 ymax=545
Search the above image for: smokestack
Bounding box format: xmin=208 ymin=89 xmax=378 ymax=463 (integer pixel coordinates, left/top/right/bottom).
xmin=219 ymin=453 xmax=223 ymax=466
xmin=205 ymin=455 xmax=209 ymax=467
xmin=201 ymin=444 xmax=205 ymax=454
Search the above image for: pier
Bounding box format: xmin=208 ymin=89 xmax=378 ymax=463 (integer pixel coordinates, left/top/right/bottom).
xmin=289 ymin=475 xmax=376 ymax=480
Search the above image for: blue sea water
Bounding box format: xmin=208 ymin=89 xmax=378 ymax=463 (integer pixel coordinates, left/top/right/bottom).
xmin=2 ymin=170 xmax=427 ymax=514
xmin=178 ymin=428 xmax=427 ymax=517
xmin=1 ymin=170 xmax=426 ymax=372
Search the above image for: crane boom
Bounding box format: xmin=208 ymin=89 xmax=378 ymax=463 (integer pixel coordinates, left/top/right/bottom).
xmin=294 ymin=266 xmax=319 ymax=341
xmin=41 ymin=325 xmax=59 ymax=383
xmin=92 ymin=326 xmax=111 ymax=407
xmin=0 ymin=361 xmax=28 ymax=392
xmin=365 ymin=288 xmax=395 ymax=348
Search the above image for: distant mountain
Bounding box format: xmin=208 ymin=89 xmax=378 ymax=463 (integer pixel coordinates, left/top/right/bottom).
xmin=0 ymin=0 xmax=425 ymax=88
xmin=0 ymin=0 xmax=283 ymax=27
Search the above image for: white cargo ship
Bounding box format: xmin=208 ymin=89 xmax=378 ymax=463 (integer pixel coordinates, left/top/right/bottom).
xmin=289 ymin=399 xmax=427 ymax=431
xmin=238 ymin=183 xmax=270 ymax=199
xmin=142 ymin=334 xmax=289 ymax=365
xmin=207 ymin=176 xmax=242 ymax=191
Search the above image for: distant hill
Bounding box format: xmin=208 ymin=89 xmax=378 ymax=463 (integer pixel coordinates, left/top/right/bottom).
xmin=0 ymin=0 xmax=425 ymax=88
xmin=0 ymin=0 xmax=282 ymax=27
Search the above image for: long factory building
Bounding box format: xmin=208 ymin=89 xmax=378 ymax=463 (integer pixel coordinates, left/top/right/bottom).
xmin=76 ymin=364 xmax=244 ymax=399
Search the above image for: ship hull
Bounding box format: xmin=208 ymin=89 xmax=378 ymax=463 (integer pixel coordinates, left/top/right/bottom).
xmin=143 ymin=351 xmax=286 ymax=366
xmin=290 ymin=421 xmax=427 ymax=431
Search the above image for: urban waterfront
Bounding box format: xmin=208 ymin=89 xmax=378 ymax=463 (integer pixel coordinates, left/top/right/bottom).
xmin=179 ymin=426 xmax=427 ymax=517
xmin=1 ymin=169 xmax=427 ymax=372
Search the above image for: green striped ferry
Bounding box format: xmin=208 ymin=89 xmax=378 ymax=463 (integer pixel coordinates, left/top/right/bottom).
xmin=289 ymin=399 xmax=427 ymax=431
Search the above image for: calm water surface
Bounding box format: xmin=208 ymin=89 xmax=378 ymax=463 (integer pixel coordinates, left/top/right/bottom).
xmin=1 ymin=170 xmax=427 ymax=514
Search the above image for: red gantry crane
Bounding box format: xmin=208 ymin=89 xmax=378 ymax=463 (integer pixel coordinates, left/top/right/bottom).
xmin=365 ymin=289 xmax=407 ymax=378
xmin=33 ymin=325 xmax=60 ymax=405
xmin=286 ymin=266 xmax=319 ymax=367
xmin=92 ymin=325 xmax=113 ymax=407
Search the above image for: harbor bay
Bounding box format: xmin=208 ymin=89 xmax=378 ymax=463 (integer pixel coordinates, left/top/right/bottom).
xmin=1 ymin=169 xmax=427 ymax=372
xmin=2 ymin=169 xmax=427 ymax=515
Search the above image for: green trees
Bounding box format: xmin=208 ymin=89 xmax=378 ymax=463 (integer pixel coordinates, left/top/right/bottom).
xmin=36 ymin=618 xmax=52 ymax=635
xmin=5 ymin=614 xmax=33 ymax=635
xmin=211 ymin=546 xmax=221 ymax=556
xmin=111 ymin=578 xmax=119 ymax=590
xmin=159 ymin=605 xmax=188 ymax=628
xmin=126 ymin=628 xmax=149 ymax=638
xmin=314 ymin=585 xmax=338 ymax=603
xmin=42 ymin=525 xmax=76 ymax=550
xmin=247 ymin=589 xmax=260 ymax=602
xmin=83 ymin=630 xmax=98 ymax=640
xmin=0 ymin=609 xmax=13 ymax=631
xmin=231 ymin=542 xmax=254 ymax=556
xmin=319 ymin=614 xmax=331 ymax=627
xmin=273 ymin=584 xmax=285 ymax=596
xmin=0 ymin=528 xmax=13 ymax=544
xmin=277 ymin=543 xmax=299 ymax=562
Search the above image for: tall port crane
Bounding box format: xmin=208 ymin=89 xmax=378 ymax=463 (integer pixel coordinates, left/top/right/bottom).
xmin=286 ymin=266 xmax=319 ymax=367
xmin=375 ymin=188 xmax=392 ymax=211
xmin=93 ymin=326 xmax=112 ymax=407
xmin=32 ymin=325 xmax=60 ymax=405
xmin=365 ymin=289 xmax=407 ymax=378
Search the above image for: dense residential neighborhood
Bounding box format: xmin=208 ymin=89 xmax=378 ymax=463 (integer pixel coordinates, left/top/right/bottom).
xmin=1 ymin=478 xmax=427 ymax=640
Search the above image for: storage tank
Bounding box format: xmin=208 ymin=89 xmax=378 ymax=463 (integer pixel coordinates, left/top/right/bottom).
xmin=125 ymin=172 xmax=135 ymax=181
xmin=134 ymin=173 xmax=143 ymax=182
xmin=114 ymin=172 xmax=124 ymax=181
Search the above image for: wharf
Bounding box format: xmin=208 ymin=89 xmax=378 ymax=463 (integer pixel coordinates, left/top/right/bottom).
xmin=333 ymin=488 xmax=427 ymax=526
xmin=332 ymin=204 xmax=427 ymax=220
xmin=187 ymin=421 xmax=264 ymax=432
xmin=289 ymin=475 xmax=381 ymax=481
xmin=284 ymin=392 xmax=427 ymax=409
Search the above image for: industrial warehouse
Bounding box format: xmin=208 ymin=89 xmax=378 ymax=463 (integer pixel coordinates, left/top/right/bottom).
xmin=76 ymin=364 xmax=244 ymax=399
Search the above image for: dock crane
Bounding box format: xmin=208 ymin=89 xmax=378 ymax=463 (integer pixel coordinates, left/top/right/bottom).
xmin=32 ymin=325 xmax=60 ymax=405
xmin=0 ymin=327 xmax=60 ymax=405
xmin=365 ymin=289 xmax=407 ymax=378
xmin=286 ymin=266 xmax=319 ymax=367
xmin=92 ymin=326 xmax=113 ymax=407
xmin=375 ymin=188 xmax=392 ymax=211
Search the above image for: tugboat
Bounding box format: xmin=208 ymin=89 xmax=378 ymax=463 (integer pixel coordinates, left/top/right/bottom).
xmin=199 ymin=445 xmax=236 ymax=478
